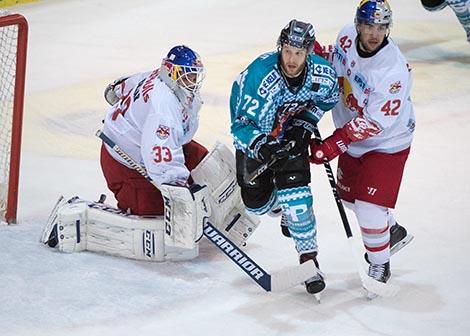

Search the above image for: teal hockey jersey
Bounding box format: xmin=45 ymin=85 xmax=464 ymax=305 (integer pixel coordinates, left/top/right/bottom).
xmin=230 ymin=51 xmax=339 ymax=157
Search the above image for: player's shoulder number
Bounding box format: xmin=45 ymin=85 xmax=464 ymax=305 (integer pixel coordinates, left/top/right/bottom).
xmin=339 ymin=35 xmax=353 ymax=53
xmin=242 ymin=94 xmax=259 ymax=116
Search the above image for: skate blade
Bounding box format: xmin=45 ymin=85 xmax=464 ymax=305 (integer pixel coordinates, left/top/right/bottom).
xmin=390 ymin=234 xmax=414 ymax=255
xmin=314 ymin=293 xmax=321 ymax=303
xmin=40 ymin=195 xmax=66 ymax=244
xmin=367 ymin=291 xmax=378 ymax=300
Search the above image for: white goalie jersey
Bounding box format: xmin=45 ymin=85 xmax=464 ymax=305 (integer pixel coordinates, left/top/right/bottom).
xmin=102 ymin=70 xmax=202 ymax=186
xmin=332 ymin=24 xmax=416 ymax=157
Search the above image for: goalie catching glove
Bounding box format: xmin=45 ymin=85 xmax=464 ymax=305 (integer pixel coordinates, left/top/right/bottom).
xmin=104 ymin=76 xmax=130 ymax=106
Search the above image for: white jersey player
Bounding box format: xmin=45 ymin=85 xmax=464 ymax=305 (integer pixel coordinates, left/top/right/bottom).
xmin=309 ymin=0 xmax=414 ymax=294
xmin=40 ymin=45 xmax=260 ymax=262
xmin=100 ymin=45 xmax=208 ymax=216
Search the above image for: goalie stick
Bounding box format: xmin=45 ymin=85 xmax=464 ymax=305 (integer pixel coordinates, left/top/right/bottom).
xmin=312 ymin=124 xmax=399 ymax=298
xmin=96 ymin=130 xmax=318 ymax=292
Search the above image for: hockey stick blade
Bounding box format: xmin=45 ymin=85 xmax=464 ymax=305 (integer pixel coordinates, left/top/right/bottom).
xmin=204 ymin=222 xmax=318 ymax=292
xmin=270 ymin=259 xmax=317 ymax=292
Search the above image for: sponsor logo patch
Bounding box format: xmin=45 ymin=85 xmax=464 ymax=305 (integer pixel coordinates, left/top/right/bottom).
xmin=143 ymin=230 xmax=155 ymax=259
xmin=156 ymin=124 xmax=170 ymax=139
xmin=389 ymin=81 xmax=402 ymax=94
xmin=258 ymin=69 xmax=281 ymax=98
xmin=203 ymin=224 xmax=266 ymax=281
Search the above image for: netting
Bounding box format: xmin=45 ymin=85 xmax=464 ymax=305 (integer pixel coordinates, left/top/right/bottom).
xmin=0 ymin=10 xmax=18 ymax=221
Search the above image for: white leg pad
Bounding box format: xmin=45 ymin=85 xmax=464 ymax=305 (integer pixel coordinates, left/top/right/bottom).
xmin=159 ymin=184 xmax=210 ymax=250
xmin=50 ymin=198 xmax=198 ymax=261
xmin=191 ymin=142 xmax=260 ymax=247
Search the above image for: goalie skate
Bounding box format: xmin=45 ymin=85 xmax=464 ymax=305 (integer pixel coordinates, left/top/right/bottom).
xmin=40 ymin=195 xmax=67 ymax=246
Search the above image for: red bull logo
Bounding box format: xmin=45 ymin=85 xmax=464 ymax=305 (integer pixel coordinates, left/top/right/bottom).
xmin=346 ymin=93 xmax=364 ymax=114
xmin=156 ymin=124 xmax=170 ymax=139
xmin=340 ymin=77 xmax=364 ymax=114
xmin=389 ymin=81 xmax=402 ymax=94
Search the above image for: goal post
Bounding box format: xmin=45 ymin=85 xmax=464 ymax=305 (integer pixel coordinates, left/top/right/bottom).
xmin=0 ymin=12 xmax=28 ymax=224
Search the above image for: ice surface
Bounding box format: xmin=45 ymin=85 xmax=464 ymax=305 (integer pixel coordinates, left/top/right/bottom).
xmin=1 ymin=0 xmax=469 ymax=335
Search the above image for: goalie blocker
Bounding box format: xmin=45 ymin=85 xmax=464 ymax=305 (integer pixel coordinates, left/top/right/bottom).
xmin=41 ymin=143 xmax=259 ymax=262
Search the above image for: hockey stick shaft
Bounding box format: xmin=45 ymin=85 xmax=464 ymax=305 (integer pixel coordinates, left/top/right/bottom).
xmin=310 ymin=126 xmax=352 ymax=237
xmin=311 ymin=124 xmax=399 ymax=297
xmin=96 ymin=130 xmax=317 ymax=292
xmin=96 ymin=130 xmax=153 ymax=182
xmin=244 ymin=140 xmax=296 ymax=184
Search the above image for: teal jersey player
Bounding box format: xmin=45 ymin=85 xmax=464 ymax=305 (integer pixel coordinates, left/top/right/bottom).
xmin=229 ymin=19 xmax=339 ymax=298
xmin=230 ymin=51 xmax=338 ymax=158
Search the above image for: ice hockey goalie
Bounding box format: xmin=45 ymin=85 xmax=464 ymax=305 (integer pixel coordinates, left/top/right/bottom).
xmin=40 ymin=143 xmax=259 ymax=262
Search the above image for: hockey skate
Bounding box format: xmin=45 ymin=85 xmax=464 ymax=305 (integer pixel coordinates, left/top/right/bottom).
xmin=447 ymin=0 xmax=470 ymax=43
xmin=41 ymin=195 xmax=104 ymax=248
xmin=280 ymin=213 xmax=290 ymax=237
xmin=367 ymin=262 xmax=391 ymax=299
xmin=300 ymin=252 xmax=325 ymax=300
xmin=40 ymin=195 xmax=67 ymax=247
xmin=268 ymin=207 xmax=291 ymax=238
xmin=364 ymin=223 xmax=414 ymax=263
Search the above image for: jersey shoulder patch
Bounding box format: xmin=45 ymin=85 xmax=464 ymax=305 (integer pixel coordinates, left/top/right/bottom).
xmin=244 ymin=52 xmax=282 ymax=99
xmin=309 ymin=55 xmax=337 ymax=81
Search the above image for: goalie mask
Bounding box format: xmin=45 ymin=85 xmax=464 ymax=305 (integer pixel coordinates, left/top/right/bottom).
xmin=159 ymin=45 xmax=205 ymax=104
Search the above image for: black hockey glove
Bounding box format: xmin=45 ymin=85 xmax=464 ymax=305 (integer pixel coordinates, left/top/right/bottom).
xmin=255 ymin=135 xmax=291 ymax=171
xmin=283 ymin=117 xmax=315 ymax=156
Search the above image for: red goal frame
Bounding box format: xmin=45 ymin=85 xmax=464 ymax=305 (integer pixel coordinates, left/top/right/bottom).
xmin=0 ymin=13 xmax=28 ymax=224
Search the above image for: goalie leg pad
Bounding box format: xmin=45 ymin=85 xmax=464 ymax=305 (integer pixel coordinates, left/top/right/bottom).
xmin=191 ymin=142 xmax=260 ymax=247
xmin=56 ymin=201 xmax=88 ymax=253
xmin=159 ymin=184 xmax=211 ymax=250
xmin=42 ymin=197 xmax=199 ymax=261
